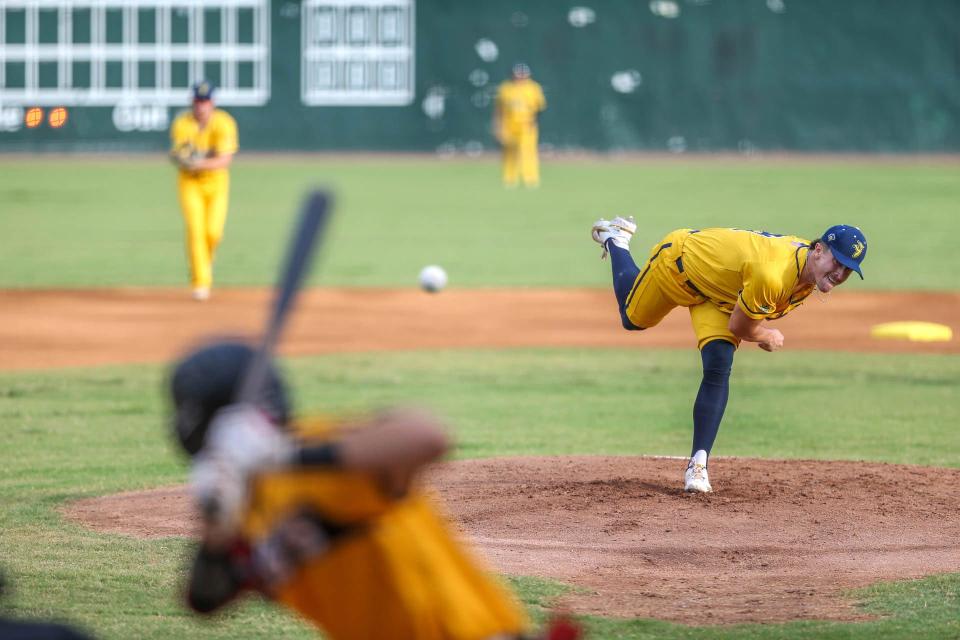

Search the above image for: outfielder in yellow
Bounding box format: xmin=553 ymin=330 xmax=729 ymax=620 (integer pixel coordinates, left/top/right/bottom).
xmin=493 ymin=64 xmax=546 ymax=188
xmin=170 ymin=81 xmax=238 ymax=301
xmin=168 ymin=340 xmax=551 ymax=640
xmin=591 ymin=218 xmax=868 ymax=493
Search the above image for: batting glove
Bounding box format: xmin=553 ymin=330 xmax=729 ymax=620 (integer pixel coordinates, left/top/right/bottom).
xmin=205 ymin=403 xmax=296 ymax=478
xmin=190 ymin=451 xmax=248 ymax=541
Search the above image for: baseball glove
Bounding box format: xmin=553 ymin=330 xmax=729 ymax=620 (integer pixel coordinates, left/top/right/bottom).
xmin=171 ymin=144 xmax=200 ymax=171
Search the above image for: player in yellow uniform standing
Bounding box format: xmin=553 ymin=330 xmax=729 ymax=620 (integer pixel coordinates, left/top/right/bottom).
xmin=170 ymin=81 xmax=238 ymax=301
xmin=591 ymin=218 xmax=868 ymax=493
xmin=168 ymin=340 xmax=582 ymax=640
xmin=493 ymin=63 xmax=546 ymax=188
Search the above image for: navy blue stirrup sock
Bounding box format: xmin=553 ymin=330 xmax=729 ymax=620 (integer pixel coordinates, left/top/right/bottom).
xmin=691 ymin=339 xmax=735 ymax=458
xmin=607 ymin=242 xmax=641 ymax=328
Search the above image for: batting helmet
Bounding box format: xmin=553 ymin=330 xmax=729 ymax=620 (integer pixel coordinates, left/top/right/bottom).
xmin=169 ymin=340 xmax=291 ymax=456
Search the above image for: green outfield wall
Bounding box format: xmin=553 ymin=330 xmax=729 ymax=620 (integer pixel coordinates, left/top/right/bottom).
xmin=1 ymin=0 xmax=957 ymax=153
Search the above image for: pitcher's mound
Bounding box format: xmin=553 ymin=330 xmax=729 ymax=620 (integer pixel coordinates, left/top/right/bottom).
xmin=64 ymin=456 xmax=960 ymax=625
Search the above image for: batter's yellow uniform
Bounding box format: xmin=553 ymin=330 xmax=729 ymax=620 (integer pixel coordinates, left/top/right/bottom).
xmin=240 ymin=418 xmax=530 ymax=640
xmin=623 ymin=228 xmax=814 ymax=349
xmin=495 ymin=78 xmax=546 ymax=187
xmin=170 ymin=109 xmax=238 ymax=290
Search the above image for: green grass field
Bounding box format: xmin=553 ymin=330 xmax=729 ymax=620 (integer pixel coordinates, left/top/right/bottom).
xmin=1 ymin=156 xmax=958 ymax=639
xmin=1 ymin=157 xmax=958 ymax=289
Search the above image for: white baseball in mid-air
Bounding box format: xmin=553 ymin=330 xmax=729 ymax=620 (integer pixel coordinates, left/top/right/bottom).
xmin=418 ymin=265 xmax=448 ymax=293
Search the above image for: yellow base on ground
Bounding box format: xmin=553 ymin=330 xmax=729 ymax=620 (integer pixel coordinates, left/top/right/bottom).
xmin=870 ymin=321 xmax=953 ymax=343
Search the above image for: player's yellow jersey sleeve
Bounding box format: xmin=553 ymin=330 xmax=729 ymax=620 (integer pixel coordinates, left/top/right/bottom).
xmin=209 ymin=110 xmax=238 ymax=156
xmin=531 ymin=80 xmax=546 ymax=112
xmin=170 ymin=111 xmax=194 ymax=153
xmin=495 ymin=83 xmax=512 ymax=116
xmin=242 ymin=416 xmax=390 ymax=537
xmin=738 ymin=262 xmax=785 ymax=319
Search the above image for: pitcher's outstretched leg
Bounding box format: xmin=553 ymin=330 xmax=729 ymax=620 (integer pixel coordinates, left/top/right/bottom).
xmin=591 ymin=217 xmax=640 ymax=329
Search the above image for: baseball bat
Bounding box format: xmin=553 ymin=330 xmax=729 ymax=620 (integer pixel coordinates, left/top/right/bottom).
xmin=235 ymin=190 xmax=332 ymax=405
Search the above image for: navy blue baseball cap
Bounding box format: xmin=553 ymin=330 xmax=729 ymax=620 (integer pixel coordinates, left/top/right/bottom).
xmin=192 ymin=80 xmax=215 ymax=101
xmin=821 ymin=224 xmax=867 ymax=279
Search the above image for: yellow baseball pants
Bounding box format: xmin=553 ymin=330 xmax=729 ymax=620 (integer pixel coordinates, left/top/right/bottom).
xmin=177 ymin=173 xmax=229 ymax=289
xmin=501 ymin=126 xmax=540 ymax=187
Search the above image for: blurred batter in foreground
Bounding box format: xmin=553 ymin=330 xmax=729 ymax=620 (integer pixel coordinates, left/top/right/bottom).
xmin=169 ymin=340 xmax=579 ymax=639
xmin=170 ymin=81 xmax=238 ymax=301
xmin=493 ymin=63 xmax=546 ymax=188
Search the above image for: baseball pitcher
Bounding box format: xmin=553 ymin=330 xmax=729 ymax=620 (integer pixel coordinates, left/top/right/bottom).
xmin=591 ymin=219 xmax=868 ymax=493
xmin=169 ymin=81 xmax=238 ymax=301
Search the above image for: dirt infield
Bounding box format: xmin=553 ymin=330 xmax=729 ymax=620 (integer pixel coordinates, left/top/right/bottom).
xmin=1 ymin=288 xmax=957 ymax=370
xmin=10 ymin=287 xmax=958 ymax=624
xmin=64 ymin=456 xmax=960 ymax=624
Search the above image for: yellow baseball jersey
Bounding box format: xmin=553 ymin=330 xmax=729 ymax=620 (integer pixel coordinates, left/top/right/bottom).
xmin=496 ymin=79 xmax=546 ymax=134
xmin=170 ymin=108 xmax=238 ymax=179
xmin=681 ymin=228 xmax=814 ymax=320
xmin=240 ymin=418 xmax=529 ymax=640
xmin=622 ymin=229 xmax=815 ymax=349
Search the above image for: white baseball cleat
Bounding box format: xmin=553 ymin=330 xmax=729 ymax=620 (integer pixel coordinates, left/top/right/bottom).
xmin=192 ymin=287 xmax=211 ymax=302
xmin=591 ymin=216 xmax=637 ymax=259
xmin=684 ymin=462 xmax=713 ymax=493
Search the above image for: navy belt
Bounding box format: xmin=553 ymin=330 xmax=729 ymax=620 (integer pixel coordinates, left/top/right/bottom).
xmin=675 ymin=256 xmax=705 ymax=297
